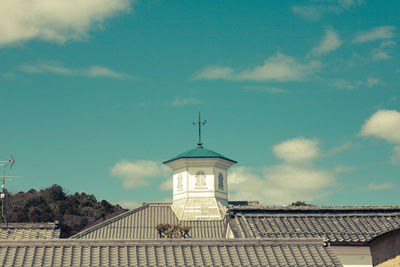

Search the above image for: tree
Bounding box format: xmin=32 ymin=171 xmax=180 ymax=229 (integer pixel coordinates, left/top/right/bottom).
xmin=14 ymin=210 xmax=29 ymax=222
xmin=47 ymin=184 xmax=66 ymax=201
xmin=155 ymin=224 xmax=191 ymax=238
xmin=290 ymin=201 xmax=314 ymax=207
xmin=6 ymin=184 xmax=128 ymax=237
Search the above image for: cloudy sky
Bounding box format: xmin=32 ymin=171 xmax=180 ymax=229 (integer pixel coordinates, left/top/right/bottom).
xmin=1 ymin=0 xmax=399 ymax=208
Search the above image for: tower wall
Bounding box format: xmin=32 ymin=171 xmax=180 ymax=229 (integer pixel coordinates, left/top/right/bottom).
xmin=164 ymin=157 xmax=235 ymax=221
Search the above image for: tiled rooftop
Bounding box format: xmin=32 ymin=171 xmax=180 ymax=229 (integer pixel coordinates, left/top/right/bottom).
xmin=0 ymin=238 xmax=342 ymax=267
xmin=0 ymin=222 xmax=60 ymax=239
xmin=229 ymin=205 xmax=400 ymax=244
xmin=72 ymin=203 xmax=228 ymax=239
xmin=73 ymin=202 xmax=400 ymax=245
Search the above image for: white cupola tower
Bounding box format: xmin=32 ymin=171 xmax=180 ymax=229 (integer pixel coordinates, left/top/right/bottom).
xmin=163 ymin=112 xmax=236 ymax=220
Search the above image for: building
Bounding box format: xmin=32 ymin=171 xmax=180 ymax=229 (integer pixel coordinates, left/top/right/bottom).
xmin=368 ymin=227 xmax=400 ymax=266
xmin=0 ymin=142 xmax=399 ymax=266
xmin=71 ymin=144 xmax=400 ymax=266
xmin=0 ymin=222 xmax=60 ymax=239
xmin=228 ymin=203 xmax=400 ymax=266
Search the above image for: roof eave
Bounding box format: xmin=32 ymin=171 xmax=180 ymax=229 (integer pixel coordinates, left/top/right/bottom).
xmin=163 ymin=156 xmax=237 ymax=165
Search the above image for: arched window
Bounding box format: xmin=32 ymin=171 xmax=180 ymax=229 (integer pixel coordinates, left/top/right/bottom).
xmin=177 ymin=174 xmax=183 ymax=190
xmin=195 ymin=171 xmax=206 ymax=187
xmin=218 ymin=173 xmax=224 ymax=189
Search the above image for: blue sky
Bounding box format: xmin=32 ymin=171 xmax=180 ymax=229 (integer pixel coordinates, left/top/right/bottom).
xmin=0 ymin=0 xmax=399 ymax=208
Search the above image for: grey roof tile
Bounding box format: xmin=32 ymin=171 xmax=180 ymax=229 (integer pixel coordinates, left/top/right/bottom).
xmin=0 ymin=222 xmax=60 ymax=239
xmin=72 ymin=203 xmax=228 ymax=239
xmin=74 ymin=201 xmax=400 ymax=246
xmin=229 ymin=205 xmax=400 ymax=244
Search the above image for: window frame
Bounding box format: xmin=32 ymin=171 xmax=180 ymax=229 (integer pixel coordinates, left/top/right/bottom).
xmin=218 ymin=172 xmax=224 ymax=189
xmin=195 ymin=170 xmax=206 ymax=187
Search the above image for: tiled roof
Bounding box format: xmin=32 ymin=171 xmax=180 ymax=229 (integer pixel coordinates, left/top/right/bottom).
xmin=73 ymin=202 xmax=400 ymax=244
xmin=72 ymin=203 xmax=228 ymax=239
xmin=0 ymin=238 xmax=342 ymax=267
xmin=0 ymin=222 xmax=60 ymax=239
xmin=229 ymin=205 xmax=400 ymax=244
xmin=163 ymin=147 xmax=236 ymax=164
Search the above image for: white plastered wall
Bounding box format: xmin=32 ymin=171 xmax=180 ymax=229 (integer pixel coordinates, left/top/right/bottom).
xmin=166 ymin=157 xmax=234 ymax=220
xmin=330 ymin=246 xmax=372 ymax=267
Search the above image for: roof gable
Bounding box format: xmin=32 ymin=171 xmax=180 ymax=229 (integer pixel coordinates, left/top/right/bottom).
xmin=72 ymin=203 xmax=228 ymax=239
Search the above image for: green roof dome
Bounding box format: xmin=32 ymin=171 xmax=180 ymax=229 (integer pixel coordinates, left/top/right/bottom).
xmin=163 ymin=147 xmax=237 ymax=164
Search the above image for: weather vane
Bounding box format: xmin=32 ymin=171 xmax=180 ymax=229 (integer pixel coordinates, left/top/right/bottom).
xmin=0 ymin=154 xmax=23 ymax=225
xmin=193 ymin=111 xmax=206 ymax=148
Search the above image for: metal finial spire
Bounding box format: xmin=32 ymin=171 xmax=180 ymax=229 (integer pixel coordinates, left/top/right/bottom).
xmin=193 ymin=111 xmax=206 ymax=148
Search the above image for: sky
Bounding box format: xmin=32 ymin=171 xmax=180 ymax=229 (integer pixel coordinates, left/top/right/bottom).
xmin=0 ymin=0 xmax=399 ymax=208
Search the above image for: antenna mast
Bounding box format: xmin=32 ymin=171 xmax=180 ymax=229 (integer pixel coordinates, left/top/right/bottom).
xmin=0 ymin=154 xmax=23 ymax=226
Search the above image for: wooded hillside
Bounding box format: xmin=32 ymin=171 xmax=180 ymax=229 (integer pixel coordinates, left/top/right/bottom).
xmin=2 ymin=185 xmax=127 ymax=237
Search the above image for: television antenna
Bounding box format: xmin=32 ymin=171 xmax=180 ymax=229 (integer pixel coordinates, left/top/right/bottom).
xmin=0 ymin=154 xmax=23 ymax=226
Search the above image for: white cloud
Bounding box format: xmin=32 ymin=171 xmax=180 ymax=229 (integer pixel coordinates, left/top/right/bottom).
xmin=194 ymin=52 xmax=319 ymax=82
xmin=273 ymin=138 xmax=319 ymax=163
xmin=333 ymin=165 xmax=353 ymax=173
xmin=243 ymin=86 xmax=288 ymax=94
xmin=20 ymin=62 xmax=71 ymax=75
xmin=360 ymin=110 xmax=400 ymax=165
xmin=381 ymin=40 xmax=396 ymax=48
xmin=160 ymin=197 xmax=172 ymax=203
xmin=291 ymin=6 xmax=327 ymax=21
xmin=366 ymin=77 xmax=381 ymax=87
xmin=391 ymin=146 xmax=400 ymax=165
xmin=360 ymin=110 xmax=400 ymax=143
xmin=170 ymin=97 xmax=201 ymax=107
xmin=110 ymin=160 xmax=168 ymax=189
xmin=19 ymin=62 xmax=130 ymax=79
xmin=159 ymin=178 xmax=173 ymax=191
xmin=338 ymin=0 xmax=364 ymax=8
xmin=229 ymin=137 xmax=342 ymax=205
xmin=292 ymin=0 xmax=363 ymax=21
xmin=229 ymin=165 xmax=336 ymax=205
xmin=333 ymin=77 xmax=382 ymax=90
xmin=372 ymin=41 xmax=396 ymax=61
xmin=1 ymin=72 xmax=16 ymax=79
xmin=260 ymin=87 xmax=288 ymax=94
xmin=334 ymin=80 xmax=359 ymax=90
xmin=195 ymin=66 xmax=234 ymax=80
xmin=88 ymin=66 xmax=129 ymax=79
xmin=0 ymin=0 xmax=132 ymax=47
xmin=311 ymin=29 xmax=342 ymax=56
xmin=264 ymin=165 xmax=333 ymax=191
xmin=326 ymin=141 xmax=357 ymax=156
xmin=353 ymin=26 xmax=396 ymax=43
xmin=236 ymin=53 xmax=319 ymax=81
xmin=365 ymin=182 xmax=395 ymax=191
xmin=372 ymin=50 xmax=390 ymax=60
